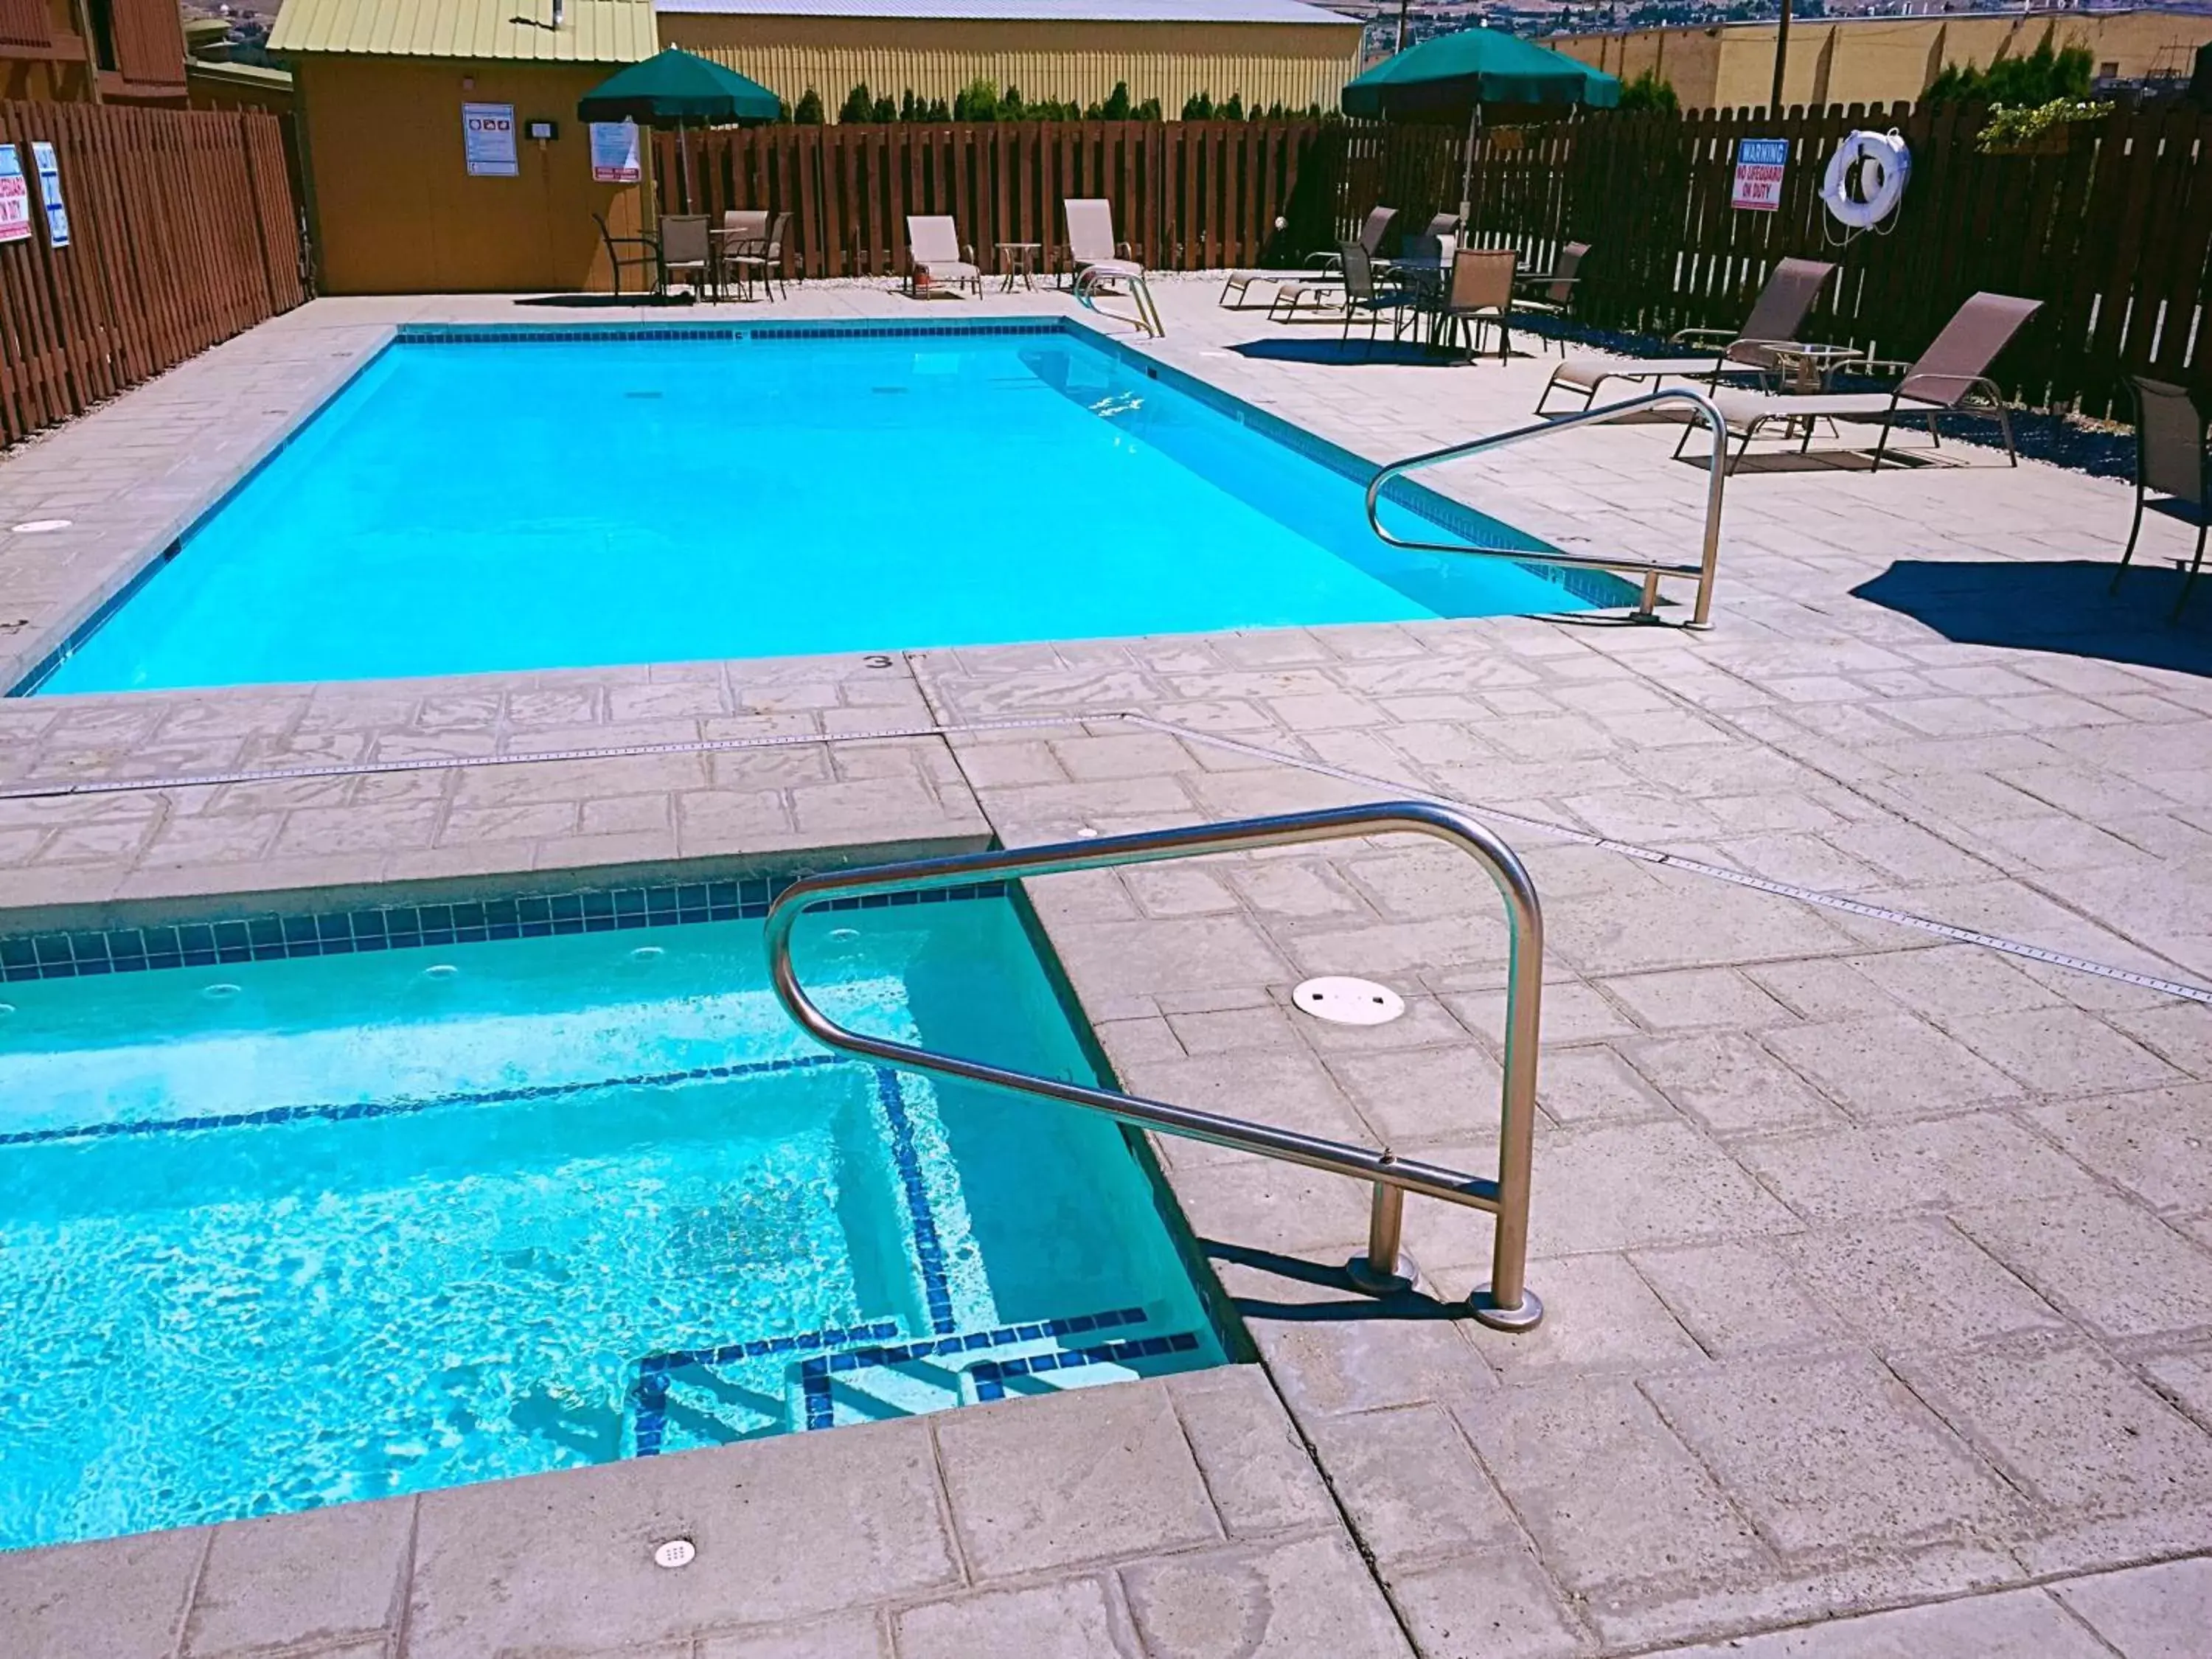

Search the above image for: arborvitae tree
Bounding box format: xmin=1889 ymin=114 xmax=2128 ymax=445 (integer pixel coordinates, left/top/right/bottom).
xmin=872 ymin=94 xmax=897 ymax=122
xmin=1002 ymin=85 xmax=1026 ymax=119
xmin=925 ymin=96 xmax=952 ymax=121
xmin=956 ymin=78 xmax=1001 ymax=121
xmin=900 ymin=89 xmax=920 ymax=121
xmin=1182 ymin=90 xmax=1214 ymax=119
xmin=792 ymin=88 xmax=825 ymax=124
xmin=1220 ymin=92 xmax=1245 ymax=119
xmin=838 ymin=83 xmax=874 ymax=123
xmin=1101 ymin=80 xmax=1132 ymax=119
xmin=1133 ymin=97 xmax=1162 ymax=120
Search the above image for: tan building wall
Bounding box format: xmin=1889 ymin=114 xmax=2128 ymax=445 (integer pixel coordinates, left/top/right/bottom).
xmin=1556 ymin=9 xmax=2212 ymax=111
xmin=293 ymin=55 xmax=646 ymax=293
xmin=658 ymin=14 xmax=1361 ymax=114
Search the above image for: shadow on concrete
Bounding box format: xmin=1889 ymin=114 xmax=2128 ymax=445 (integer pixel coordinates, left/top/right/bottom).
xmin=1229 ymin=337 xmax=1478 ymax=369
xmin=512 ymin=291 xmax=699 ymax=309
xmin=1852 ymin=557 xmax=2212 ymax=674
xmin=1201 ymin=1238 xmax=1472 ymax=1323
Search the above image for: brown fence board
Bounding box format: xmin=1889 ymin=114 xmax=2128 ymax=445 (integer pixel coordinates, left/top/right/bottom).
xmin=0 ymin=99 xmax=302 ymax=449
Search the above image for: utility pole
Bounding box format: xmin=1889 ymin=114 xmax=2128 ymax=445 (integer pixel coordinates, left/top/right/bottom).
xmin=1770 ymin=0 xmax=1793 ymax=116
xmin=1397 ymin=0 xmax=1412 ymax=55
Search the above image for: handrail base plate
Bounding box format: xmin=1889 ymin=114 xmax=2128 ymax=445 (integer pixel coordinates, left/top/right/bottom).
xmin=1468 ymin=1286 xmax=1545 ymax=1332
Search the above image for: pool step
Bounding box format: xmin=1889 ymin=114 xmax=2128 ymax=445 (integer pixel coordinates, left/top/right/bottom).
xmin=629 ymin=1303 xmax=1204 ymax=1453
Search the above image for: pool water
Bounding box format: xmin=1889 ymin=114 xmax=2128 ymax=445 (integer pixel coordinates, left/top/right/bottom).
xmin=34 ymin=324 xmax=1596 ymax=694
xmin=0 ymin=894 xmax=1225 ymax=1550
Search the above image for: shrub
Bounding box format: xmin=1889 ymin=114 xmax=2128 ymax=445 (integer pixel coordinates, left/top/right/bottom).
xmin=838 ymin=83 xmax=874 ymax=124
xmin=791 ymin=88 xmax=824 ymax=125
xmin=1618 ymin=68 xmax=1678 ymax=113
xmin=1927 ymin=35 xmax=2093 ymax=107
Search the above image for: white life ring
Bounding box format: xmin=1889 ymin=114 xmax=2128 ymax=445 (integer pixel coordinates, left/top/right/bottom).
xmin=1822 ymin=131 xmax=1910 ymax=230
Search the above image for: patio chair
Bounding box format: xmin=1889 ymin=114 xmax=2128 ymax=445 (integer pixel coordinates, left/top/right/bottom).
xmin=1293 ymin=243 xmax=1419 ymax=354
xmin=905 ymin=215 xmax=981 ymax=298
xmin=594 ymin=212 xmax=662 ymax=298
xmin=1221 ymin=205 xmax=1398 ymax=310
xmin=1697 ymin=291 xmax=2041 ymax=476
xmin=725 ymin=209 xmax=792 ymax=302
xmin=1064 ymin=198 xmax=1163 ymax=337
xmin=1537 ymin=256 xmax=1836 ymax=413
xmin=658 ymin=215 xmax=712 ymax=299
xmin=2110 ymin=375 xmax=2210 ymax=621
xmin=1512 ymin=241 xmax=1591 ymax=357
xmin=1432 ymin=248 xmax=1516 ymax=361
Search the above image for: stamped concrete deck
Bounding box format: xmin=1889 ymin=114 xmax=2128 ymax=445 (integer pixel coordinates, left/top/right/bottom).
xmin=1 ymin=276 xmax=2209 ymax=1657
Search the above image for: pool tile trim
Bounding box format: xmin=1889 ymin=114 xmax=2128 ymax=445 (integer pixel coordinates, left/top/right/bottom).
xmin=0 ymin=1051 xmax=853 ymax=1151
xmin=0 ymin=876 xmax=1009 ymax=983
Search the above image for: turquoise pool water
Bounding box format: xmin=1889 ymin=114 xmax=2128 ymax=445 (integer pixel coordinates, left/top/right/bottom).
xmin=32 ymin=324 xmax=1594 ymax=695
xmin=0 ymin=893 xmax=1223 ymax=1550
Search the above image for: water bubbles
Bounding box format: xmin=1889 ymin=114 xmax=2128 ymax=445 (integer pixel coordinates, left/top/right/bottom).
xmin=202 ymin=983 xmax=240 ymax=1001
xmin=422 ymin=964 xmax=459 ymax=981
xmin=628 ymin=945 xmax=665 ymax=961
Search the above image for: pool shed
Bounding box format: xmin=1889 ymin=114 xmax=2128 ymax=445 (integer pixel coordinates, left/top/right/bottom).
xmin=271 ymin=0 xmax=657 ymax=293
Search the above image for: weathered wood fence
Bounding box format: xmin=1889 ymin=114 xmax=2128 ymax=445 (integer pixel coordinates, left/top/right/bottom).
xmin=0 ymin=101 xmax=303 ymax=449
xmin=656 ymin=120 xmax=1338 ymax=278
xmin=1437 ymin=102 xmax=2212 ymax=417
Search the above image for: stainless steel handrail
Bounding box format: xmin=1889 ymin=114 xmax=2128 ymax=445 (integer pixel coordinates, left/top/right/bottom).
xmin=1363 ymin=388 xmax=1730 ymax=628
xmin=763 ymin=801 xmax=1545 ymax=1332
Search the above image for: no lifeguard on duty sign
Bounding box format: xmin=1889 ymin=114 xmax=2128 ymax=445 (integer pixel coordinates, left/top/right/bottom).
xmin=1732 ymin=139 xmax=1790 ymax=212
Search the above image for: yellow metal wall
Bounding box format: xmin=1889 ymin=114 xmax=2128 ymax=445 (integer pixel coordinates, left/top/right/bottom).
xmin=659 ymin=15 xmax=1360 ymax=114
xmin=295 ymin=56 xmax=647 ymax=293
xmin=1556 ymin=11 xmax=2212 ymax=110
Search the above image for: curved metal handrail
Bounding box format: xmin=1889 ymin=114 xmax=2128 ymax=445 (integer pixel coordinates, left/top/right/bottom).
xmin=762 ymin=801 xmax=1545 ymax=1332
xmin=1363 ymin=388 xmax=1730 ymax=627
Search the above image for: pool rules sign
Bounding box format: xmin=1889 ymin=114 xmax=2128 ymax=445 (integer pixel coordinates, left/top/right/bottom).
xmin=1731 ymin=138 xmax=1790 ymax=212
xmin=0 ymin=146 xmax=30 ymax=245
xmin=462 ymin=102 xmax=519 ymax=178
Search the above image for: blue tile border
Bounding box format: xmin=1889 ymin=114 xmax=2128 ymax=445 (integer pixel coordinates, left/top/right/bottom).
xmin=970 ymin=1331 xmax=1203 ymax=1401
xmin=0 ymin=876 xmax=1008 ymax=984
xmin=394 ymin=320 xmax=1067 ymax=347
xmin=874 ymin=1066 xmax=957 ymax=1335
xmin=0 ymin=1050 xmax=852 ymax=1151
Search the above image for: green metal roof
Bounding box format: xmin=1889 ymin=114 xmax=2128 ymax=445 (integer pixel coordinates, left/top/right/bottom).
xmin=269 ymin=0 xmax=657 ymax=63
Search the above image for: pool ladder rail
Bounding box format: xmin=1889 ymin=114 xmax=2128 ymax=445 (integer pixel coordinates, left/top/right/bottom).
xmin=1366 ymin=388 xmax=1730 ymax=628
xmin=764 ymin=801 xmax=1545 ymax=1332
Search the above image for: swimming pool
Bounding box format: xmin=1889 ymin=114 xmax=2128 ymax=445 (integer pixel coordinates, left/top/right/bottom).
xmin=0 ymin=881 xmax=1225 ymax=1550
xmin=28 ymin=321 xmax=1611 ymax=695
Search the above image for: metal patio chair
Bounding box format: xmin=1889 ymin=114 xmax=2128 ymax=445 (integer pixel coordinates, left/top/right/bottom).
xmin=658 ymin=215 xmax=713 ymax=299
xmin=594 ymin=212 xmax=663 ymax=298
xmin=1430 ymin=247 xmax=1517 ymax=361
xmin=1512 ymin=240 xmax=1591 ymax=357
xmin=2111 ymin=375 xmax=2211 ymax=622
xmin=725 ymin=210 xmax=792 ymax=302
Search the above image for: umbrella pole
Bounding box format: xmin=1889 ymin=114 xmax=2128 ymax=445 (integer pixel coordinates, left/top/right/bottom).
xmin=680 ymin=122 xmax=695 ymax=213
xmin=1461 ymin=102 xmax=1480 ymax=226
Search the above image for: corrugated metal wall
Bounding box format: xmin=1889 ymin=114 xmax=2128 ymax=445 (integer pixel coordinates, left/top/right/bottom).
xmin=664 ymin=18 xmax=1357 ymax=113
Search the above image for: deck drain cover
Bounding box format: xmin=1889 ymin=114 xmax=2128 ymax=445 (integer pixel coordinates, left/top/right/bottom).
xmin=10 ymin=519 xmax=70 ymax=534
xmin=1294 ymin=976 xmax=1405 ymax=1026
xmin=652 ymin=1538 xmax=696 ymax=1570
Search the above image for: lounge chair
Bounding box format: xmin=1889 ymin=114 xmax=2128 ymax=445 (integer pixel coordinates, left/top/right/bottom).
xmin=1698 ymin=291 xmax=2042 ymax=475
xmin=1537 ymin=256 xmax=1836 ymax=413
xmin=1220 ymin=206 xmax=1397 ymax=310
xmin=2110 ymin=375 xmax=2209 ymax=621
xmin=1064 ymin=198 xmax=1163 ymax=337
xmin=905 ymin=216 xmax=981 ymax=298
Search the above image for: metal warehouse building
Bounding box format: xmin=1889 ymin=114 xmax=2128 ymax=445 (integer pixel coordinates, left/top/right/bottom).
xmin=655 ymin=0 xmax=1364 ymax=118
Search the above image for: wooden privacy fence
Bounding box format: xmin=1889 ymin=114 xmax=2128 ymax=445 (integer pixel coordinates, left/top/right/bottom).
xmin=1444 ymin=102 xmax=2212 ymax=418
xmin=0 ymin=101 xmax=304 ymax=449
xmin=655 ymin=120 xmax=1339 ymax=279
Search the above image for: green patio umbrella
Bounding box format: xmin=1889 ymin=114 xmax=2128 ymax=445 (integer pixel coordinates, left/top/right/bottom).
xmin=1343 ymin=29 xmax=1621 ymax=219
xmin=1340 ymin=28 xmax=1620 ymax=119
xmin=577 ymin=48 xmax=781 ymax=211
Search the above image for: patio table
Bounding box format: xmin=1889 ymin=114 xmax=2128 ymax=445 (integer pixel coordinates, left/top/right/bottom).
xmin=995 ymin=242 xmax=1043 ymax=291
